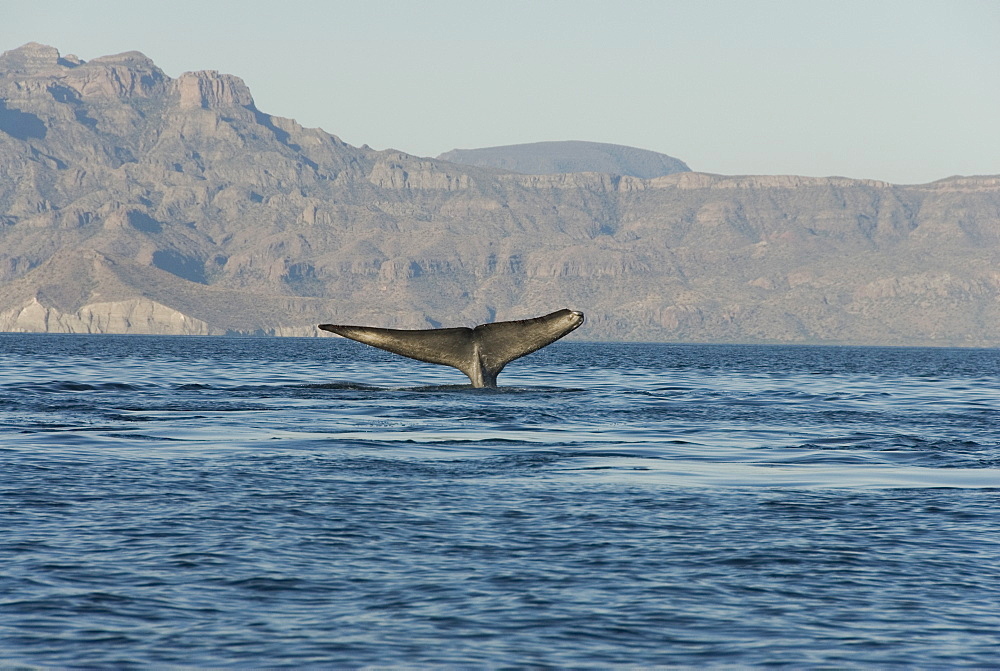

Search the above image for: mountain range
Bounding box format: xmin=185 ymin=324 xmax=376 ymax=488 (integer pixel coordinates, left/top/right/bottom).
xmin=438 ymin=141 xmax=690 ymax=179
xmin=2 ymin=42 xmax=999 ymax=345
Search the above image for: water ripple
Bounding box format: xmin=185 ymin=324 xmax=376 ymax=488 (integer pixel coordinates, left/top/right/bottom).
xmin=0 ymin=335 xmax=998 ymax=667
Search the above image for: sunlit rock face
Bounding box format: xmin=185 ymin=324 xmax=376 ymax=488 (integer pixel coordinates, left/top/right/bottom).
xmin=2 ymin=43 xmax=1000 ymax=345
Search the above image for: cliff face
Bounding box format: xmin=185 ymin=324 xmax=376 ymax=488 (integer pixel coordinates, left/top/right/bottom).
xmin=2 ymin=42 xmax=999 ymax=345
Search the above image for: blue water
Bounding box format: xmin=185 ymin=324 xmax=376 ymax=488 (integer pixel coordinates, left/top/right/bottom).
xmin=1 ymin=334 xmax=998 ymax=667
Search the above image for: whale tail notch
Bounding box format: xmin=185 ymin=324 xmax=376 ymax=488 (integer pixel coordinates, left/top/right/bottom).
xmin=318 ymin=309 xmax=584 ymax=387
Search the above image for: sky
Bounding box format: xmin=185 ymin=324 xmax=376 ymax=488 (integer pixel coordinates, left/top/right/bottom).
xmin=4 ymin=0 xmax=999 ymax=184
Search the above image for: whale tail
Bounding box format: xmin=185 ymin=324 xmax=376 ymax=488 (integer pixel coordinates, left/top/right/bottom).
xmin=319 ymin=309 xmax=584 ymax=387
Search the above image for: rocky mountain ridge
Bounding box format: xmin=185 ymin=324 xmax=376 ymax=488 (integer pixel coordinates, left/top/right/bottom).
xmin=2 ymin=42 xmax=999 ymax=345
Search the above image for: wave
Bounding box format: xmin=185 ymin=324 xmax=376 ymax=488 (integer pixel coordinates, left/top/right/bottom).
xmin=2 ymin=380 xmax=148 ymax=393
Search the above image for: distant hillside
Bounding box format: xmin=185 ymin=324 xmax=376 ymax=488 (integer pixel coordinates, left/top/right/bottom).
xmin=2 ymin=42 xmax=1000 ymax=345
xmin=437 ymin=141 xmax=690 ymax=178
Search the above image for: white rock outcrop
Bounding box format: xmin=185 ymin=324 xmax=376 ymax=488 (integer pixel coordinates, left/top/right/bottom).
xmin=0 ymin=297 xmax=217 ymax=335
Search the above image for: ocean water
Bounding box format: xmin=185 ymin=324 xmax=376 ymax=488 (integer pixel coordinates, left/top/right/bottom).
xmin=1 ymin=333 xmax=998 ymax=667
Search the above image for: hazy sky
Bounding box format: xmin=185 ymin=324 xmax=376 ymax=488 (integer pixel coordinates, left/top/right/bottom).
xmin=5 ymin=0 xmax=999 ymax=184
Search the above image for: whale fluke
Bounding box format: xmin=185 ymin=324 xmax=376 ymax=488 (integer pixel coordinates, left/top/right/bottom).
xmin=319 ymin=309 xmax=584 ymax=387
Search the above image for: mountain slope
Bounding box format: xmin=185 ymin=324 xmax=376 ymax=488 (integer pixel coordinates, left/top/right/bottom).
xmin=2 ymin=43 xmax=1000 ymax=345
xmin=437 ymin=141 xmax=691 ymax=178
